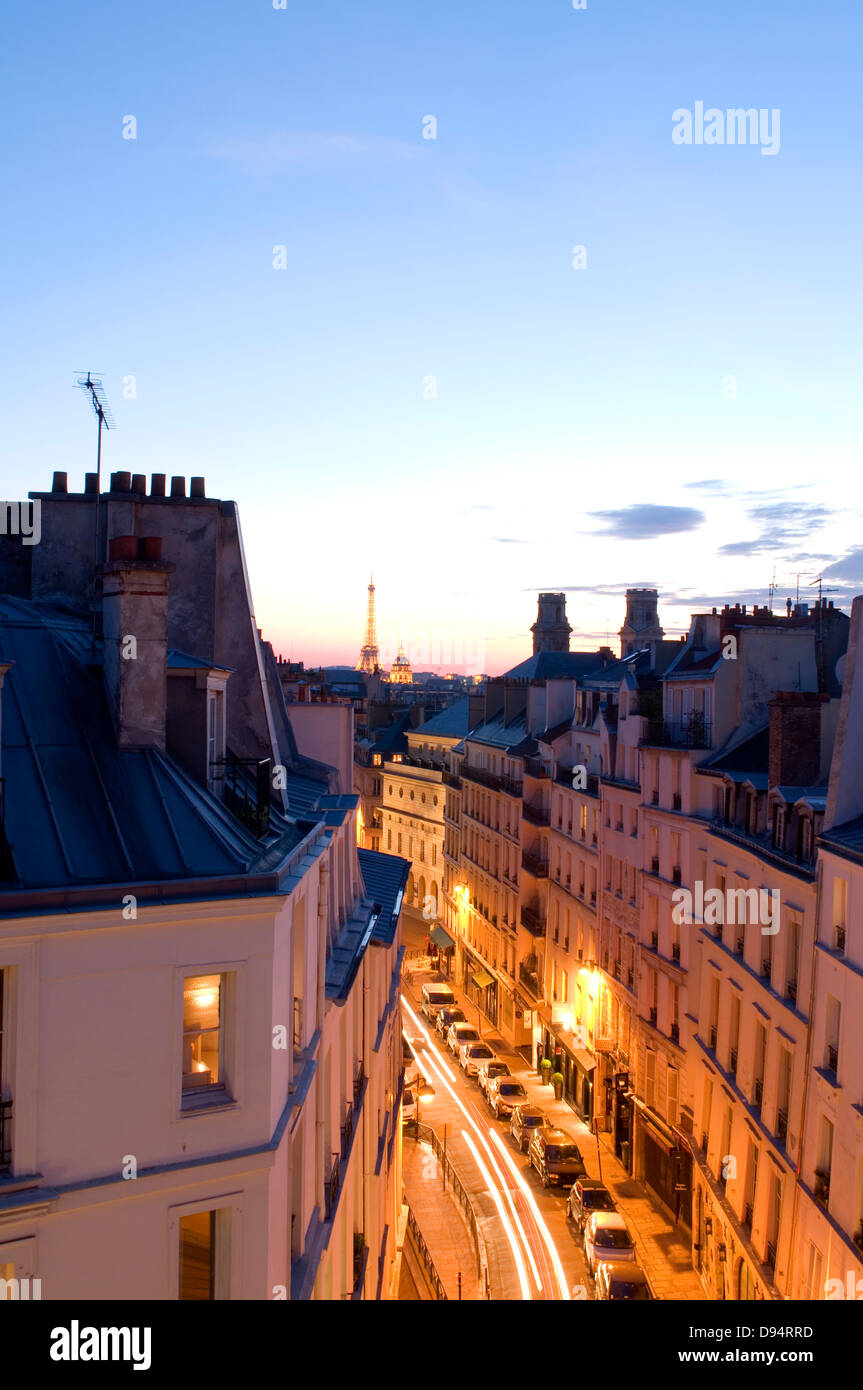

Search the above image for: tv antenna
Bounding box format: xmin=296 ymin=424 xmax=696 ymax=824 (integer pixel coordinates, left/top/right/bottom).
xmin=768 ymin=565 xmax=776 ymax=613
xmin=74 ymin=372 xmax=115 ymax=655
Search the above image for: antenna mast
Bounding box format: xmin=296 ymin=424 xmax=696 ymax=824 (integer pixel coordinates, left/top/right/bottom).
xmin=75 ymin=372 xmax=115 ymax=653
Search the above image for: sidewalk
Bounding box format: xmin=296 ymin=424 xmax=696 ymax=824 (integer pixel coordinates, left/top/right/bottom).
xmin=403 ymin=966 xmax=705 ymax=1300
xmin=402 ymin=1127 xmax=483 ymax=1300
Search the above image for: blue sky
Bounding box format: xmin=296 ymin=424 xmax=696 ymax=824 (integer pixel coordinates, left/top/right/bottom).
xmin=2 ymin=1 xmax=860 ymax=671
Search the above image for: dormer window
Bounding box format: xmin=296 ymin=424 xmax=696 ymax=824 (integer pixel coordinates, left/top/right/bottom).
xmin=772 ymin=804 xmax=785 ymax=850
xmin=207 ymin=690 xmax=226 ymax=794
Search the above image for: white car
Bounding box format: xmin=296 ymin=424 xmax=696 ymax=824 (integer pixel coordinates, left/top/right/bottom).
xmin=487 ymin=1077 xmax=528 ymax=1119
xmin=459 ymin=1041 xmax=495 ymax=1077
xmin=477 ymin=1059 xmax=510 ymax=1095
xmin=447 ymin=1022 xmax=479 ymax=1054
xmin=402 ymin=1087 xmax=416 ymax=1125
xmin=584 ymin=1212 xmax=636 ymax=1276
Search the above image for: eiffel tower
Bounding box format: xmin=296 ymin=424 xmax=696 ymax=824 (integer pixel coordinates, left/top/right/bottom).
xmin=356 ymin=576 xmax=380 ymax=673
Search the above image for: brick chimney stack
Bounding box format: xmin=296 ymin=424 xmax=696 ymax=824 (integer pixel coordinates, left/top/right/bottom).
xmin=101 ymin=537 xmax=175 ymax=750
xmin=768 ymin=691 xmax=825 ymax=789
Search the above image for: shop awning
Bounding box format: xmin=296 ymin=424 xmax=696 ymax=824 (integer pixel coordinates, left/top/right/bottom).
xmin=572 ymin=1047 xmax=596 ymax=1073
xmin=430 ymin=924 xmax=455 ymax=951
xmin=473 ymin=969 xmax=495 ymax=989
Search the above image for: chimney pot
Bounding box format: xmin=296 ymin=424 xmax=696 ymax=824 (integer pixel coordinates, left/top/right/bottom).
xmin=170 ymin=476 xmax=186 ymax=498
xmin=138 ymin=536 xmax=163 ymax=560
xmin=150 ymin=473 xmax=166 ymax=497
xmin=52 ymin=471 xmax=68 ymax=494
xmin=190 ymin=476 xmax=206 ymax=499
xmin=131 ymin=473 xmax=147 ymax=495
xmin=108 ymin=535 xmax=139 ymax=561
xmin=111 ymin=471 xmax=131 ymax=493
xmin=85 ymin=473 xmax=99 ymax=494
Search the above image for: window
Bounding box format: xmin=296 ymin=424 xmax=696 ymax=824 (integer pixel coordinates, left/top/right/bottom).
xmin=667 ymin=1065 xmax=679 ymax=1124
xmin=645 ymin=1050 xmax=656 ymax=1108
xmin=805 ymin=1241 xmax=824 ymax=1300
xmin=182 ymin=975 xmax=225 ymax=1096
xmin=179 ymin=1210 xmax=215 ymax=1300
xmin=372 ymin=753 xmax=382 ymax=766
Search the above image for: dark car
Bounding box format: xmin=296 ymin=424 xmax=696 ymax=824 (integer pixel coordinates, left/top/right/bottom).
xmin=594 ymin=1262 xmax=652 ymax=1301
xmin=436 ymin=1005 xmax=467 ymax=1038
xmin=567 ymin=1179 xmax=616 ymax=1232
xmin=510 ymin=1105 xmax=550 ymax=1153
xmin=528 ymin=1128 xmax=587 ymax=1187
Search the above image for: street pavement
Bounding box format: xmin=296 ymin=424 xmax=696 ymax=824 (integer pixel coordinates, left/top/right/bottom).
xmin=401 ymin=961 xmax=705 ymax=1301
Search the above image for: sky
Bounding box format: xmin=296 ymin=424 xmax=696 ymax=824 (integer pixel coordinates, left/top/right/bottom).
xmin=1 ymin=1 xmax=861 ymax=674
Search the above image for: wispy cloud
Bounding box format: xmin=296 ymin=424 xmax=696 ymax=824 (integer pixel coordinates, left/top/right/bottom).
xmin=587 ymin=504 xmax=705 ymax=540
xmin=717 ymin=501 xmax=834 ymax=556
xmin=491 ymin=536 xmax=528 ymax=544
xmin=209 ymin=130 xmax=424 ymax=174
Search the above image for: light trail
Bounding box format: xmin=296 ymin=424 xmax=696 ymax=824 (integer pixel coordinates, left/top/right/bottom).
xmin=461 ymin=1130 xmax=532 ymax=1299
xmin=402 ymin=994 xmax=570 ymax=1299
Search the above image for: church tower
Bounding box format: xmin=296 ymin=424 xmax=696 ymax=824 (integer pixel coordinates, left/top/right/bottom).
xmin=619 ymin=587 xmax=664 ymax=657
xmin=531 ymin=593 xmax=572 ymax=655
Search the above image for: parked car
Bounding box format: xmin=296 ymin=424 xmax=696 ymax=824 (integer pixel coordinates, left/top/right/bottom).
xmin=584 ymin=1212 xmax=636 ymax=1276
xmin=447 ymin=1021 xmax=479 ymax=1054
xmin=487 ymin=1077 xmax=529 ymax=1119
xmin=459 ymin=1041 xmax=495 ymax=1077
xmin=477 ymin=1059 xmax=510 ymax=1095
xmin=567 ymin=1179 xmax=616 ymax=1232
xmin=594 ymin=1262 xmax=652 ymax=1301
xmin=436 ymin=1005 xmax=467 ymax=1037
xmin=402 ymin=1087 xmax=416 ymax=1125
xmin=402 ymin=1032 xmax=415 ymax=1064
xmin=510 ymin=1104 xmax=550 ymax=1153
xmin=528 ymin=1128 xmax=586 ymax=1187
xmin=421 ymin=983 xmax=455 ymax=1022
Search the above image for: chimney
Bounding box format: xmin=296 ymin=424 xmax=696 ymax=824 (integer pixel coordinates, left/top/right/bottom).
xmin=52 ymin=471 xmax=68 ymax=494
xmin=768 ymin=691 xmax=825 ymax=788
xmin=468 ymin=687 xmax=486 ymax=732
xmin=504 ymin=680 xmax=527 ymax=725
xmin=101 ymin=537 xmax=175 ymax=750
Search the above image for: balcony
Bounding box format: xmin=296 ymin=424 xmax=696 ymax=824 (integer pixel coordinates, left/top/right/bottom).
xmin=640 ymin=714 xmax=712 ymax=750
xmin=729 ymin=1047 xmax=738 ymax=1077
xmin=785 ymin=978 xmax=798 ymax=1005
xmin=649 ymin=1007 xmax=658 ymax=1027
xmin=826 ymin=1043 xmax=839 ymax=1077
xmin=765 ymin=1239 xmax=777 ymax=1270
xmin=214 ymin=754 xmax=272 ymax=837
xmin=521 ymin=849 xmax=549 ymax=878
xmin=776 ymin=1108 xmax=788 ymax=1144
xmin=735 ymin=935 xmax=745 ymax=956
xmin=325 ymin=1153 xmax=341 ymax=1220
xmin=834 ymin=924 xmax=846 ymax=953
xmin=649 ymin=931 xmax=658 ymax=950
xmin=354 ymin=1061 xmax=365 ymax=1108
xmin=0 ymin=1098 xmax=11 ymax=1173
xmin=523 ymin=801 xmax=550 ymax=828
xmin=760 ymin=957 xmax=772 ymax=980
xmin=670 ymin=1022 xmax=680 ymax=1044
xmin=524 ymin=756 xmax=549 ymax=779
xmin=671 ymin=942 xmax=681 ymax=963
xmin=650 ymin=857 xmax=660 ymax=876
xmin=671 ymin=866 xmax=682 ymax=885
xmin=753 ymin=1077 xmax=763 ymax=1110
xmin=672 ymin=793 xmax=682 ymax=810
xmin=442 ymin=770 xmax=461 ymax=790
xmin=556 ymin=767 xmax=600 ymax=797
xmin=461 ymin=763 xmax=522 ymax=797
xmin=650 ymin=789 xmax=659 ymax=804
xmin=709 ymin=1024 xmax=718 ymax=1050
xmin=521 ymin=904 xmax=547 ymax=938
xmin=813 ymin=1169 xmax=830 ymax=1207
xmin=519 ymin=962 xmax=542 ymax=999
xmin=743 ymin=1202 xmax=753 ymax=1231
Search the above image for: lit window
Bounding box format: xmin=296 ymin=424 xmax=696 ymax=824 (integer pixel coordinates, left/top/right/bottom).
xmin=182 ymin=974 xmax=224 ymax=1094
xmin=179 ymin=1210 xmax=215 ymax=1300
xmin=372 ymin=754 xmax=382 ymax=766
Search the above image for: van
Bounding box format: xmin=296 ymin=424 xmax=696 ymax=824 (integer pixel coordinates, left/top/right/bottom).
xmin=421 ymin=983 xmax=455 ymax=1022
xmin=528 ymin=1127 xmax=586 ymax=1187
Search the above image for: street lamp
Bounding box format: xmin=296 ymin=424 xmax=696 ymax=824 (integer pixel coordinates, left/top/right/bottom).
xmin=407 ymin=1073 xmax=435 ymax=1136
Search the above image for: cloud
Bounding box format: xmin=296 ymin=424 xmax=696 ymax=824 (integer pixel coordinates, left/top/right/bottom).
xmin=209 ymin=130 xmax=424 ymax=174
xmin=491 ymin=536 xmax=528 ymax=544
xmin=823 ymin=548 xmax=863 ymax=587
xmin=587 ymin=504 xmax=705 ymax=540
xmin=683 ymin=479 xmax=732 ymax=493
xmin=524 ymin=582 xmax=657 ymax=595
xmin=717 ymin=501 xmax=834 ymax=557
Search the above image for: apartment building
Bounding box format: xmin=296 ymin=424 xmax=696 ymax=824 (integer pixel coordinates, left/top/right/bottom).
xmin=790 ymin=595 xmax=863 ymax=1300
xmin=0 ymin=471 xmax=408 ymax=1302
